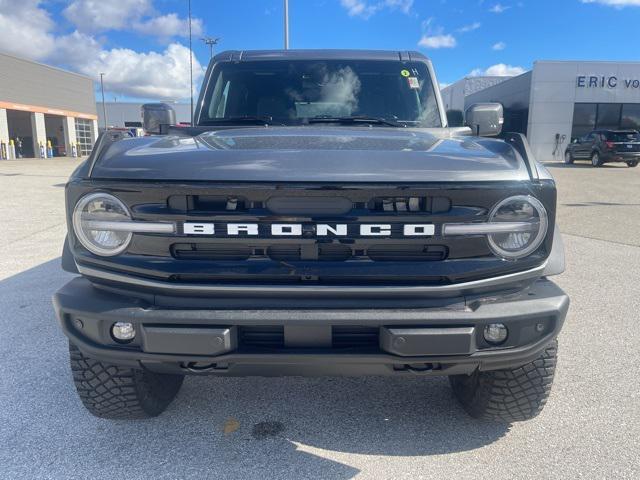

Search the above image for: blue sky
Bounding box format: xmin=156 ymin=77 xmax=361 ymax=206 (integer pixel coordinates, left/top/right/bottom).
xmin=1 ymin=0 xmax=639 ymax=101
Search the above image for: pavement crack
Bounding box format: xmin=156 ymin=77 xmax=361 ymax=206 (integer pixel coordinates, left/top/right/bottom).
xmin=562 ymin=232 xmax=640 ymax=249
xmin=6 ymin=223 xmax=66 ymax=246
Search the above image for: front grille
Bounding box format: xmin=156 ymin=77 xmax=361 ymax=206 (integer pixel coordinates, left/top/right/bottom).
xmin=82 ymin=182 xmax=554 ymax=287
xmin=171 ymin=242 xmax=448 ymax=262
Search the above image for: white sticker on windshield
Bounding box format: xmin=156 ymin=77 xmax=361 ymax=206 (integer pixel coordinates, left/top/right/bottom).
xmin=407 ymin=77 xmax=420 ymax=89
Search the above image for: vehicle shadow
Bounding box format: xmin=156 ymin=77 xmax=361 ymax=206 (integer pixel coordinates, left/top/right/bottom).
xmin=0 ymin=259 xmax=510 ymax=480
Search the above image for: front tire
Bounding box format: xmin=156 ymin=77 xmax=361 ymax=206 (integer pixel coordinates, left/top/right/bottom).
xmin=69 ymin=342 xmax=184 ymax=419
xmin=627 ymin=160 xmax=638 ymax=168
xmin=449 ymin=340 xmax=557 ymax=422
xmin=591 ymin=151 xmax=602 ymax=167
xmin=564 ymin=151 xmax=574 ymax=165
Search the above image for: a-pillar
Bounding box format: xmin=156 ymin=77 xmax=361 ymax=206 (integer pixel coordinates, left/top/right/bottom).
xmin=63 ymin=116 xmax=77 ymax=157
xmin=31 ymin=112 xmax=47 ymax=158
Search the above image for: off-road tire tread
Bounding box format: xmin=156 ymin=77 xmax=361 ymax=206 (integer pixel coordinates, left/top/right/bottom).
xmin=450 ymin=340 xmax=557 ymax=422
xmin=69 ymin=342 xmax=184 ymax=419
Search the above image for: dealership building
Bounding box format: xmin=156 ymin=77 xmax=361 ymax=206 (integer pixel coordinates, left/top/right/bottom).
xmin=0 ymin=53 xmax=98 ymax=159
xmin=442 ymin=61 xmax=640 ymax=161
xmin=98 ymin=102 xmax=191 ymax=129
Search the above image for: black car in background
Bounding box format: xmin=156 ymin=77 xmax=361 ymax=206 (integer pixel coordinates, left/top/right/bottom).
xmin=565 ymin=130 xmax=640 ymax=167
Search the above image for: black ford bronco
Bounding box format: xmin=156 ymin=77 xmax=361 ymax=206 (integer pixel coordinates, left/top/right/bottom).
xmin=53 ymin=50 xmax=569 ymax=422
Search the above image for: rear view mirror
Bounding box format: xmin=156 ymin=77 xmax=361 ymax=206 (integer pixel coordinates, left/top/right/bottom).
xmin=141 ymin=103 xmax=176 ymax=134
xmin=465 ymin=103 xmax=504 ymax=137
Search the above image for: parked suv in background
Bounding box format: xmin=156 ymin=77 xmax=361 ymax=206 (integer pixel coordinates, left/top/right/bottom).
xmin=565 ymin=130 xmax=640 ymax=167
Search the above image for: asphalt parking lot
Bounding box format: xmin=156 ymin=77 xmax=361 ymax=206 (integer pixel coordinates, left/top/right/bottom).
xmin=1 ymin=157 xmax=639 ymax=480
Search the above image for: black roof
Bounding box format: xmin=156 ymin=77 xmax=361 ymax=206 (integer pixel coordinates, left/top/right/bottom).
xmin=212 ymin=49 xmax=428 ymax=63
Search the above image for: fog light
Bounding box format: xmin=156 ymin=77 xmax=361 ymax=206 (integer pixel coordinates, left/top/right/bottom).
xmin=483 ymin=323 xmax=508 ymax=345
xmin=111 ymin=322 xmax=135 ymax=342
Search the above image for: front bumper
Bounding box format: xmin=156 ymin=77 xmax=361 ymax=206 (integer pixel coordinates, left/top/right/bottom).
xmin=53 ymin=277 xmax=569 ymax=377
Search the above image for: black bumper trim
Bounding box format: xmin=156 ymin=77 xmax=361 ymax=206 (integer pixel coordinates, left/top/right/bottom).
xmin=75 ymin=262 xmax=548 ymax=298
xmin=53 ymin=276 xmax=569 ymax=375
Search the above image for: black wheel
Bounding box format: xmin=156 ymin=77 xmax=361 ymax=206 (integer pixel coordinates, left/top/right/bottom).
xmin=69 ymin=342 xmax=184 ymax=419
xmin=564 ymin=151 xmax=574 ymax=165
xmin=449 ymin=340 xmax=557 ymax=423
xmin=591 ymin=151 xmax=602 ymax=167
xmin=627 ymin=160 xmax=638 ymax=168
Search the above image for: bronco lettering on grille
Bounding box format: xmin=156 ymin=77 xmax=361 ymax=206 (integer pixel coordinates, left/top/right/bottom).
xmin=182 ymin=223 xmax=435 ymax=237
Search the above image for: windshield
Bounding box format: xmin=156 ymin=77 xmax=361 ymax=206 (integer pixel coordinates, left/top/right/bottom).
xmin=198 ymin=60 xmax=442 ymax=127
xmin=606 ymin=131 xmax=640 ymax=142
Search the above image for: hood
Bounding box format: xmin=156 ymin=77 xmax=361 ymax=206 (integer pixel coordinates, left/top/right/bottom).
xmin=90 ymin=127 xmax=530 ymax=183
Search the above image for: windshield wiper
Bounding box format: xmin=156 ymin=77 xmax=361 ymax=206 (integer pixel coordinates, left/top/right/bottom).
xmin=306 ymin=115 xmax=405 ymax=127
xmin=199 ymin=115 xmax=275 ymax=125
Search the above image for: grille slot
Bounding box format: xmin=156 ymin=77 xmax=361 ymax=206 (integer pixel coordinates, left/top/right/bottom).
xmin=368 ymin=196 xmax=451 ymax=213
xmin=172 ymin=244 xmax=252 ymax=261
xmin=332 ymin=326 xmax=379 ymax=348
xmin=172 ymin=243 xmax=447 ymax=262
xmin=238 ymin=326 xmax=379 ymax=350
xmin=239 ymin=326 xmax=284 ymax=349
xmin=367 ymin=245 xmax=448 ymax=262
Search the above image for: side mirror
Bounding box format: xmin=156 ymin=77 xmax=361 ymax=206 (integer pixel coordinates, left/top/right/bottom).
xmin=446 ymin=109 xmax=464 ymax=128
xmin=572 ymin=138 xmax=578 ymax=144
xmin=465 ymin=103 xmax=504 ymax=137
xmin=141 ymin=103 xmax=176 ymax=135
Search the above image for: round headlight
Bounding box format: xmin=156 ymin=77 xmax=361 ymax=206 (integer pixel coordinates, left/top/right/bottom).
xmin=72 ymin=193 xmax=132 ymax=256
xmin=487 ymin=195 xmax=548 ymax=260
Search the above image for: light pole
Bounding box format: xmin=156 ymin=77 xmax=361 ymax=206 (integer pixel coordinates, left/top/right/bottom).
xmin=284 ymin=0 xmax=289 ymax=49
xmin=99 ymin=73 xmax=107 ymax=130
xmin=201 ymin=36 xmax=220 ymax=59
xmin=188 ymin=0 xmax=194 ymax=125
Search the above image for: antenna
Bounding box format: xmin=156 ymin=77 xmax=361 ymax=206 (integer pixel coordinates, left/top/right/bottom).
xmin=188 ymin=0 xmax=194 ymax=126
xmin=284 ymin=0 xmax=289 ymax=49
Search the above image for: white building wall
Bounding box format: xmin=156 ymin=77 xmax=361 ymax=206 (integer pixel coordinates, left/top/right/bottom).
xmin=31 ymin=112 xmax=47 ymax=157
xmin=98 ymin=102 xmax=192 ymax=128
xmin=0 ymin=109 xmax=9 ymax=152
xmin=528 ymin=61 xmax=640 ymax=161
xmin=441 ymin=77 xmax=512 ymax=112
xmin=63 ymin=116 xmax=77 ymax=155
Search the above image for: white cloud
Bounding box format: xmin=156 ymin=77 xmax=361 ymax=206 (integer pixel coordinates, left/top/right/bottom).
xmin=80 ymin=44 xmax=204 ymax=99
xmin=418 ymin=34 xmax=457 ymax=49
xmin=492 ymin=41 xmax=506 ymax=50
xmin=383 ymin=0 xmax=414 ymax=13
xmin=133 ymin=13 xmax=203 ymax=39
xmin=581 ymin=0 xmax=640 ymax=6
xmin=0 ymin=0 xmax=56 ymax=60
xmin=470 ymin=63 xmax=526 ymax=76
xmin=0 ymin=0 xmax=203 ymax=100
xmin=457 ymin=22 xmax=481 ymax=33
xmin=489 ymin=3 xmax=510 ymax=13
xmin=64 ymin=0 xmax=153 ymax=33
xmin=63 ymin=0 xmax=203 ymax=40
xmin=340 ymin=0 xmax=414 ymax=19
xmin=439 ymin=83 xmax=451 ymax=90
